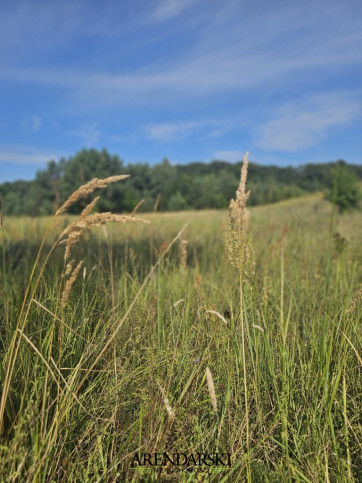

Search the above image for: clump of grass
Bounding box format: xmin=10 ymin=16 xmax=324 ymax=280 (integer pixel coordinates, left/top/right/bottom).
xmin=0 ymin=184 xmax=361 ymax=480
xmin=0 ymin=173 xmax=148 ymax=439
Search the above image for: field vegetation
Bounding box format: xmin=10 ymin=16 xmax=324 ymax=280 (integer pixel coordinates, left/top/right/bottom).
xmin=0 ymin=165 xmax=361 ymax=481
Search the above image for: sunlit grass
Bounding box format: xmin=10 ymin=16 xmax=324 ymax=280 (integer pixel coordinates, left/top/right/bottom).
xmin=0 ymin=193 xmax=361 ymax=481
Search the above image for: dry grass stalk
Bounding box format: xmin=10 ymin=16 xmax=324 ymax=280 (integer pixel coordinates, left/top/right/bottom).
xmin=206 ymin=366 xmax=217 ymax=413
xmin=226 ymin=151 xmax=255 ymax=279
xmin=61 ymin=261 xmax=84 ymax=307
xmin=173 ymin=299 xmax=185 ymax=307
xmin=153 ymin=193 xmax=161 ymax=212
xmin=157 ymin=382 xmax=175 ymax=419
xmin=180 ymin=238 xmax=188 ymax=269
xmin=55 ymin=174 xmax=129 ymax=216
xmin=131 ymin=199 xmax=144 ymax=217
xmin=61 ymin=212 xmax=149 ymax=261
xmin=206 ymin=310 xmax=227 ymax=325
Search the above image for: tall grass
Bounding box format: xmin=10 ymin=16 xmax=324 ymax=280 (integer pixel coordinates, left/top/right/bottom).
xmin=0 ymin=187 xmax=360 ymax=481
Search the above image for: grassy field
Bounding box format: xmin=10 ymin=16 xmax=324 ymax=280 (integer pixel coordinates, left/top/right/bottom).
xmin=0 ymin=191 xmax=361 ymax=482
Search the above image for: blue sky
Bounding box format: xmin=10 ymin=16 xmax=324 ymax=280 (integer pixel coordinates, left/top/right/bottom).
xmin=1 ymin=0 xmax=361 ymax=182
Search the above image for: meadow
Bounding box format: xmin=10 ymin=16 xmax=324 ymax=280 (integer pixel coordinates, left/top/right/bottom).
xmin=0 ymin=184 xmax=361 ymax=481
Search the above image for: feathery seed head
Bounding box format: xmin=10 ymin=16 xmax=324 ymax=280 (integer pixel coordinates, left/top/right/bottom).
xmin=55 ymin=174 xmax=129 ymax=216
xmin=61 ymin=260 xmax=84 ymax=307
xmin=227 ymin=152 xmax=255 ymax=279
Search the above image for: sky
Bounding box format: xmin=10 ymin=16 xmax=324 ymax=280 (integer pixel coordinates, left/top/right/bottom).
xmin=0 ymin=0 xmax=362 ymax=182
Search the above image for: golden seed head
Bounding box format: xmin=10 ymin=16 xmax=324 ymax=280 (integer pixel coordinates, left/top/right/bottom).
xmin=61 ymin=260 xmax=84 ymax=307
xmin=55 ymin=174 xmax=129 ymax=216
xmin=206 ymin=366 xmax=217 ymax=413
xmin=226 ymin=151 xmax=255 ymax=280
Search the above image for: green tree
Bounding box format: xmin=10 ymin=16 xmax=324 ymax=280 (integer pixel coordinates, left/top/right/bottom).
xmin=325 ymin=161 xmax=360 ymax=213
xmin=168 ymin=191 xmax=188 ymax=211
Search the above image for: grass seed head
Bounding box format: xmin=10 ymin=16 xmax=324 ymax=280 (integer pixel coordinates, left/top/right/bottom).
xmin=61 ymin=260 xmax=84 ymax=307
xmin=55 ymin=175 xmax=129 ymax=216
xmin=206 ymin=366 xmax=217 ymax=413
xmin=81 ymin=196 xmax=100 ymax=219
xmin=226 ymin=151 xmax=255 ymax=280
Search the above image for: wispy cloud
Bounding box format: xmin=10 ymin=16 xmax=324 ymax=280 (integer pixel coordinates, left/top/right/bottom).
xmin=256 ymin=93 xmax=361 ymax=151
xmin=144 ymin=119 xmax=239 ymax=142
xmin=144 ymin=120 xmax=207 ymax=142
xmin=213 ymin=150 xmax=246 ymax=162
xmin=0 ymin=145 xmax=58 ymax=165
xmin=32 ymin=116 xmax=42 ymax=132
xmin=70 ymin=122 xmax=100 ymax=146
xmin=1 ymin=2 xmax=361 ymax=109
xmin=150 ymin=0 xmax=198 ymax=22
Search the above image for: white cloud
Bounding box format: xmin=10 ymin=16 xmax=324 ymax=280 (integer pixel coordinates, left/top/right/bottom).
xmin=256 ymin=93 xmax=361 ymax=151
xmin=144 ymin=120 xmax=205 ymax=142
xmin=1 ymin=1 xmax=361 ymax=108
xmin=70 ymin=122 xmax=100 ymax=146
xmin=144 ymin=118 xmax=238 ymax=142
xmin=213 ymin=150 xmax=246 ymax=162
xmin=0 ymin=145 xmax=58 ymax=165
xmin=150 ymin=0 xmax=198 ymax=22
xmin=32 ymin=116 xmax=42 ymax=132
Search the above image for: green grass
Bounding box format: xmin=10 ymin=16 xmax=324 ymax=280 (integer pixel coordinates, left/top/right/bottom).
xmin=0 ymin=193 xmax=361 ymax=482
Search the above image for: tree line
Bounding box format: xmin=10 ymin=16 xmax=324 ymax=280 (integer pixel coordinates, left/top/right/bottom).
xmin=0 ymin=148 xmax=361 ymax=216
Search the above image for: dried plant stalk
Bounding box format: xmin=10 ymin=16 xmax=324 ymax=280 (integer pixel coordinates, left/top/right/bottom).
xmin=206 ymin=310 xmax=228 ymax=325
xmin=226 ymin=152 xmax=255 ymax=279
xmin=153 ymin=193 xmax=161 ymax=212
xmin=61 ymin=261 xmax=84 ymax=307
xmin=131 ymin=199 xmax=144 ymax=217
xmin=55 ymin=175 xmax=129 ymax=216
xmin=206 ymin=366 xmax=217 ymax=413
xmin=157 ymin=382 xmax=175 ymax=419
